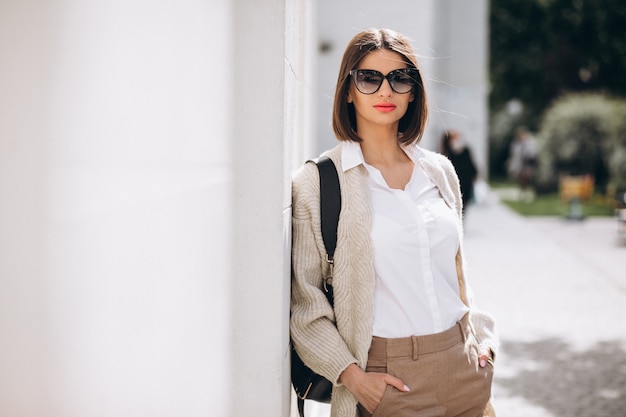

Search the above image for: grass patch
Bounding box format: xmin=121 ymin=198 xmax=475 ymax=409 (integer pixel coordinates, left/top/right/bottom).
xmin=500 ymin=192 xmax=614 ymax=217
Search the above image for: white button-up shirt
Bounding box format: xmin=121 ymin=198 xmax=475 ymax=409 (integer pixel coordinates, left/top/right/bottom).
xmin=342 ymin=141 xmax=468 ymax=338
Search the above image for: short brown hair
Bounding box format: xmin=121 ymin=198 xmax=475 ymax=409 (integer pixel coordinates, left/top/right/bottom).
xmin=332 ymin=28 xmax=428 ymax=145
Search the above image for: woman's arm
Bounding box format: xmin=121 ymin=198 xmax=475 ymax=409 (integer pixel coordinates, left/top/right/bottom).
xmin=290 ymin=162 xmax=358 ymax=384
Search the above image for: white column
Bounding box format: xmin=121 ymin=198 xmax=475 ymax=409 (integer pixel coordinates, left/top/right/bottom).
xmin=231 ymin=0 xmax=296 ymax=416
xmin=0 ymin=1 xmax=233 ymax=416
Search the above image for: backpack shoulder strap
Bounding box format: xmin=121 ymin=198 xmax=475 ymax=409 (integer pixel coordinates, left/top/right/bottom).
xmin=315 ymin=156 xmax=341 ymax=261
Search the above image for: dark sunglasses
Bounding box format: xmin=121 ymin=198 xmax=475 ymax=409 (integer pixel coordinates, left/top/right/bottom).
xmin=349 ymin=68 xmax=420 ymax=95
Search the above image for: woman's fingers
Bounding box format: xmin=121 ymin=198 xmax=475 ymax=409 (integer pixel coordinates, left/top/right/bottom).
xmin=383 ymin=373 xmax=410 ymax=392
xmin=479 ymin=354 xmax=489 ymax=367
xmin=478 ymin=346 xmax=494 ymax=367
xmin=355 ymin=372 xmax=409 ymax=413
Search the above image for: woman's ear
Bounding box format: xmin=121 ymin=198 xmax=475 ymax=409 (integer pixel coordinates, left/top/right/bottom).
xmin=347 ymin=91 xmax=353 ymax=104
xmin=409 ymin=92 xmax=414 ymax=103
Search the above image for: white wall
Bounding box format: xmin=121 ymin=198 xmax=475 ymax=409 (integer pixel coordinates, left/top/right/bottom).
xmin=433 ymin=0 xmax=489 ymax=176
xmin=0 ymin=0 xmax=302 ymax=415
xmin=2 ymin=0 xmax=315 ymax=414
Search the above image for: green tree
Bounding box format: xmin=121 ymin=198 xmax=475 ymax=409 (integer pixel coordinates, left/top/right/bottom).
xmin=536 ymin=93 xmax=613 ymax=189
xmin=490 ymin=0 xmax=626 ymax=127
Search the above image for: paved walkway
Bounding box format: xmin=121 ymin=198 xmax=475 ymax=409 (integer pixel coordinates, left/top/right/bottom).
xmin=295 ymin=195 xmax=626 ymax=417
xmin=463 ymin=197 xmax=626 ymax=417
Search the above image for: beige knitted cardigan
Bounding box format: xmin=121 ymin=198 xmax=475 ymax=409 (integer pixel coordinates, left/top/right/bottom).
xmin=291 ymin=144 xmax=497 ymax=417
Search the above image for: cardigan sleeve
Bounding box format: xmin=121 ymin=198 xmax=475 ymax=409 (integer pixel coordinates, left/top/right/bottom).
xmin=290 ymin=162 xmax=359 ymax=384
xmin=470 ymin=309 xmax=499 ymax=356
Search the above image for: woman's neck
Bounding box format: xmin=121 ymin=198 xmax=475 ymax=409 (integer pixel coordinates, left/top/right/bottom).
xmin=359 ymin=132 xmax=408 ymax=167
xmin=356 ymin=125 xmax=414 ymax=189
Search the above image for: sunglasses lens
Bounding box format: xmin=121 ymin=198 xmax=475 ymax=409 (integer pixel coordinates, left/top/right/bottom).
xmin=354 ymin=70 xmax=383 ymax=94
xmin=352 ymin=69 xmax=419 ymax=94
xmin=389 ymin=70 xmax=417 ymax=94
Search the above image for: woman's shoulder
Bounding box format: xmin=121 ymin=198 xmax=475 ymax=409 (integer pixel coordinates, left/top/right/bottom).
xmin=292 ymin=144 xmax=343 ymax=183
xmin=292 ymin=159 xmax=318 ymax=183
xmin=415 ymin=145 xmax=456 ymax=172
xmin=292 ymin=161 xmax=318 ymax=206
xmin=291 ymin=144 xmax=343 ymax=213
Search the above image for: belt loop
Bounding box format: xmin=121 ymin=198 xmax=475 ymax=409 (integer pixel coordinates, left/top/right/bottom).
xmin=411 ymin=336 xmax=419 ymax=361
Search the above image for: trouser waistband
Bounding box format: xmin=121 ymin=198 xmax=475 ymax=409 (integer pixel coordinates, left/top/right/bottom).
xmin=369 ymin=314 xmax=469 ymax=360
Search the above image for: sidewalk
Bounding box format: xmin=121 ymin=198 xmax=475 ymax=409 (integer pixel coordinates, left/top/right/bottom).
xmin=463 ymin=198 xmax=626 ymax=417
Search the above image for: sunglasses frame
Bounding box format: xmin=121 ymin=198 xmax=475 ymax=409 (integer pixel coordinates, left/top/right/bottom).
xmin=349 ymin=68 xmax=420 ymax=95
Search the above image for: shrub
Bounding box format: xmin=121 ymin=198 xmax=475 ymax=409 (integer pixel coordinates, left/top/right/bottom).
xmin=536 ymin=93 xmax=622 ymax=193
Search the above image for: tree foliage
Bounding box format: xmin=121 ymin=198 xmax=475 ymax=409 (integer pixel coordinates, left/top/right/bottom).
xmin=535 ymin=93 xmax=626 ymax=192
xmin=490 ymin=0 xmax=626 ymax=128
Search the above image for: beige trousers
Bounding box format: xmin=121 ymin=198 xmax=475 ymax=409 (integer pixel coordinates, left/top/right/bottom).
xmin=358 ymin=316 xmax=494 ymax=417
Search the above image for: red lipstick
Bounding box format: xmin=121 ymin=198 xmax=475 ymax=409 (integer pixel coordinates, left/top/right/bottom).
xmin=373 ymin=103 xmax=397 ymax=112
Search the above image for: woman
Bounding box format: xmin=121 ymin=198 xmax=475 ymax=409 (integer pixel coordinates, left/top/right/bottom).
xmin=291 ymin=28 xmax=497 ymax=417
xmin=440 ymin=130 xmax=478 ymax=216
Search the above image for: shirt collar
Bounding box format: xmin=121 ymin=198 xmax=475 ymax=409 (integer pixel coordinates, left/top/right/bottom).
xmin=341 ymin=141 xmax=365 ymax=172
xmin=342 ymin=140 xmax=425 ymax=172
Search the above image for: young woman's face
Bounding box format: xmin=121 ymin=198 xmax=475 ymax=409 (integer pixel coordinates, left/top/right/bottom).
xmin=347 ymin=49 xmax=415 ymax=134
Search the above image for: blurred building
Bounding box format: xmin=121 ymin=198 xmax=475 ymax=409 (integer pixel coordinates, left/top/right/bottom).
xmin=0 ymin=1 xmax=486 ymax=416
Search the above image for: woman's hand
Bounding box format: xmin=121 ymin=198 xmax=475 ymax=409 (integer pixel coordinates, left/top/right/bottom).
xmin=478 ymin=347 xmax=494 ymax=368
xmin=339 ymin=364 xmax=410 ymax=413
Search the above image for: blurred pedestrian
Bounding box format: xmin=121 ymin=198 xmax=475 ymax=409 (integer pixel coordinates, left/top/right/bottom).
xmin=291 ymin=28 xmax=497 ymax=417
xmin=507 ymin=126 xmax=537 ymax=202
xmin=441 ymin=130 xmax=478 ymax=216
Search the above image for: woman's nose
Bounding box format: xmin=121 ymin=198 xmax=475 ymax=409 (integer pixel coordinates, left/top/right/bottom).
xmin=378 ymin=78 xmax=393 ymax=96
